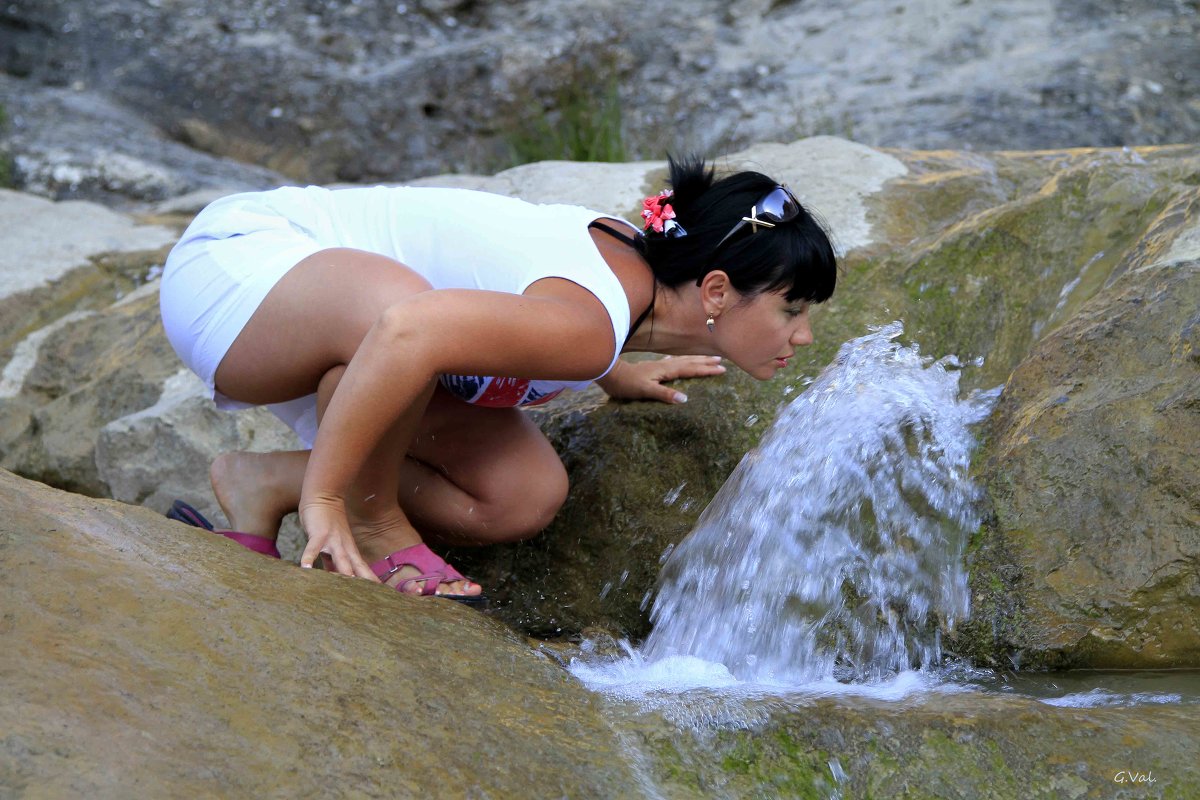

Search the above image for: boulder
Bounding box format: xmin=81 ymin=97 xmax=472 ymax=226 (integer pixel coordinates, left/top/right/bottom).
xmin=0 ymin=76 xmax=288 ymax=206
xmin=7 ymin=467 xmax=1196 ymax=800
xmin=0 ymin=467 xmax=645 ymax=797
xmin=955 ymin=219 xmax=1200 ymax=668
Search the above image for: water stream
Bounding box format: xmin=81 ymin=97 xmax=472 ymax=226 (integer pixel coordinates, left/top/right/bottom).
xmin=568 ymin=323 xmax=1199 ymax=714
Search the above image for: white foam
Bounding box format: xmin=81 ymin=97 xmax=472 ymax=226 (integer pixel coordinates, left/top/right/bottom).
xmin=1038 ymin=688 xmax=1185 ymax=709
xmin=568 ymin=643 xmax=967 ymax=711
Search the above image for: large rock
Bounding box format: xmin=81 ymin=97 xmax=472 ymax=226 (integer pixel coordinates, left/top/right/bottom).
xmin=956 ymin=228 xmax=1200 ymax=668
xmin=0 ymin=468 xmax=645 ymax=797
xmin=6 ymin=467 xmax=1197 ymax=800
xmin=3 ymin=0 xmax=1198 ymax=201
xmin=0 ymin=75 xmax=288 ymax=206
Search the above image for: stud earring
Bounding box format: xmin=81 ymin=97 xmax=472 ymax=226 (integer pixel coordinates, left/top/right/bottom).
xmin=706 ymin=314 xmax=716 ymax=333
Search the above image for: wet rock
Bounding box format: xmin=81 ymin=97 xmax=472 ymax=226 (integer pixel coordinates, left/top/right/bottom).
xmin=619 ymin=690 xmax=1200 ymax=798
xmin=958 ymin=221 xmax=1200 ymax=668
xmin=0 ymin=468 xmax=645 ymax=797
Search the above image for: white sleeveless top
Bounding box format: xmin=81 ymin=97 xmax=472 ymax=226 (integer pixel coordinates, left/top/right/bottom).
xmin=250 ymin=185 xmax=635 ymax=407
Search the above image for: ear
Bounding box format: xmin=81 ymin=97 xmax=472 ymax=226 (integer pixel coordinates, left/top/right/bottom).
xmin=699 ymin=270 xmax=735 ymax=314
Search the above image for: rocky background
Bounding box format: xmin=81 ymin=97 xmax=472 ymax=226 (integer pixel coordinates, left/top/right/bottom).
xmin=2 ymin=0 xmax=1200 ymax=205
xmin=2 ymin=1 xmax=1199 ymax=797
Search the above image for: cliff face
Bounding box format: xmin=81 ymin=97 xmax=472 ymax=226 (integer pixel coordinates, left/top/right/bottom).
xmin=3 ymin=0 xmax=1199 ymax=202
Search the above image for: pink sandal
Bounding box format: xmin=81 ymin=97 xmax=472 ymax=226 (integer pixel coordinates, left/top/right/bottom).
xmin=167 ymin=499 xmax=282 ymax=559
xmin=369 ymin=543 xmax=486 ymax=607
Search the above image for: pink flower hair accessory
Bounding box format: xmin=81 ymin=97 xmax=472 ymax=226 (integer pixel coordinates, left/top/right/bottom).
xmin=641 ymin=190 xmax=687 ymax=238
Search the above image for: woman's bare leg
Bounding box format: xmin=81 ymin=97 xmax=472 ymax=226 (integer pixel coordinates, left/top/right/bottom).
xmin=210 ymin=387 xmax=569 ymax=548
xmin=212 ymin=247 xmax=477 ymax=593
xmin=209 ymin=247 xmax=566 ymax=594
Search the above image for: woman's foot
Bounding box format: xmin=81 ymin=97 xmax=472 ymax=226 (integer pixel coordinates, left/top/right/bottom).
xmin=209 ymin=451 xmax=296 ymax=543
xmin=351 ymin=516 xmax=482 ymax=598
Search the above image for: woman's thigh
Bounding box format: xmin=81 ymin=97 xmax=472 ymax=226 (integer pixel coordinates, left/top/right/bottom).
xmin=215 ymin=247 xmax=432 ymax=406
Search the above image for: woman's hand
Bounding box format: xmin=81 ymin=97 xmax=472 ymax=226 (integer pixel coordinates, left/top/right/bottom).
xmin=298 ymin=498 xmax=380 ymax=581
xmin=596 ymin=355 xmax=725 ymax=403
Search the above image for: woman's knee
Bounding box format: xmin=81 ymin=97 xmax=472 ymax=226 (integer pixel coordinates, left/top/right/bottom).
xmin=486 ymin=458 xmax=569 ymax=541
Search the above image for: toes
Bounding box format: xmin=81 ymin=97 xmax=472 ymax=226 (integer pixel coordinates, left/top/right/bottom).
xmin=436 ymin=580 xmax=481 ymax=597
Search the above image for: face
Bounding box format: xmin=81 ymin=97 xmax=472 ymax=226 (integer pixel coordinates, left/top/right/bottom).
xmin=717 ymin=289 xmax=813 ymax=379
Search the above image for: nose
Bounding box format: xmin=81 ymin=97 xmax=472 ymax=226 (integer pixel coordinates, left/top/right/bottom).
xmin=790 ymin=314 xmax=813 ymax=347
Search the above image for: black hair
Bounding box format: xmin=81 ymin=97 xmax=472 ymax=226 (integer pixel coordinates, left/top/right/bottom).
xmin=639 ymin=155 xmax=837 ymax=304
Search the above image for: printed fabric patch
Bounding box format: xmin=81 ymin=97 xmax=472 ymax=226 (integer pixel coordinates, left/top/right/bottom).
xmin=439 ymin=373 xmax=564 ymax=408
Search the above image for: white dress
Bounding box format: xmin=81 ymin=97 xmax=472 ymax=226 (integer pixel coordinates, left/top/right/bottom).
xmin=160 ymin=185 xmax=636 ymax=446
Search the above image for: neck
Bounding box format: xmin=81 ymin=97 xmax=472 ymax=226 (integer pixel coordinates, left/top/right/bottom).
xmin=622 ymin=283 xmax=713 ymax=355
xmin=588 ymin=223 xmax=711 ymax=355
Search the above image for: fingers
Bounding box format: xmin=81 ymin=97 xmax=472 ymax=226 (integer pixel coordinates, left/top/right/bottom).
xmin=304 ymin=537 xmax=374 ymax=582
xmin=300 ymin=538 xmax=323 ymax=570
xmin=348 ymin=549 xmax=380 ymax=582
xmin=659 ymin=355 xmax=725 ymax=379
xmin=297 ymin=510 xmax=381 ymax=582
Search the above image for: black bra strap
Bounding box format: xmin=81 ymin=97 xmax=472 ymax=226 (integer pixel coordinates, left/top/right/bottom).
xmin=589 ymin=218 xmax=642 ymax=249
xmin=589 ymin=220 xmax=655 ymax=345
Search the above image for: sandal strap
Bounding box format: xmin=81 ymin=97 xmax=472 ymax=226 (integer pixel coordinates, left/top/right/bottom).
xmin=219 ymin=531 xmax=282 ymax=559
xmin=370 ymin=543 xmax=468 ymax=593
xmin=168 ymin=499 xmax=214 ymax=530
xmin=168 ymin=499 xmax=281 ymax=559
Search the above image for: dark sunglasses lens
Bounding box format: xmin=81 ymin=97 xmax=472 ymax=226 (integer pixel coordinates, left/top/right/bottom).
xmin=760 ymin=187 xmax=800 ymax=223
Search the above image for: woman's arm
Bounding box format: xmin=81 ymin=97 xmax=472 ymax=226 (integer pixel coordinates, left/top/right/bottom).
xmin=297 ymin=281 xmax=615 ymax=572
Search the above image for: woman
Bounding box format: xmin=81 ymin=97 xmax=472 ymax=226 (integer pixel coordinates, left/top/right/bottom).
xmin=160 ymin=156 xmax=837 ymax=602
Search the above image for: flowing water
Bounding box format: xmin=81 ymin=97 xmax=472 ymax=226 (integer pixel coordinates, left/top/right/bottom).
xmin=565 ymin=322 xmax=1198 ymax=795
xmin=637 ymin=322 xmax=997 ymax=686
xmin=568 ymin=322 xmax=1200 ymax=713
xmin=570 ymin=321 xmax=996 ymax=717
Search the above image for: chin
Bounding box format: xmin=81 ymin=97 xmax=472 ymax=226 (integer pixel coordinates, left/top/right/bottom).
xmin=749 ymin=364 xmax=775 ymax=380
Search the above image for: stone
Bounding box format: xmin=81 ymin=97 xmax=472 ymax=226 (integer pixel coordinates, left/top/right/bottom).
xmin=0 ymin=75 xmax=288 ymax=206
xmin=620 ymin=689 xmax=1200 ymax=798
xmin=0 ymin=189 xmax=175 ymax=298
xmin=0 ymin=467 xmax=645 ymax=798
xmin=3 ymin=0 xmax=1199 ymax=202
xmin=957 ymin=251 xmax=1200 ymax=668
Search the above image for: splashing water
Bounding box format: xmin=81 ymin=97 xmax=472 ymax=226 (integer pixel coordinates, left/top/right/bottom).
xmin=634 ymin=322 xmax=999 ymax=686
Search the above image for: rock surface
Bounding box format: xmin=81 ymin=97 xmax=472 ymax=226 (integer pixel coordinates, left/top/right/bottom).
xmin=5 ymin=466 xmax=1198 ymax=799
xmin=0 ymin=468 xmax=646 ymax=798
xmin=621 ymin=689 xmax=1200 ymax=799
xmin=962 ymin=247 xmax=1200 ymax=668
xmin=3 ymin=0 xmax=1199 ymax=201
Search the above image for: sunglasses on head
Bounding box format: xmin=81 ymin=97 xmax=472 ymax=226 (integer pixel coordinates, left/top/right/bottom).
xmin=714 ymin=184 xmax=802 ymax=251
